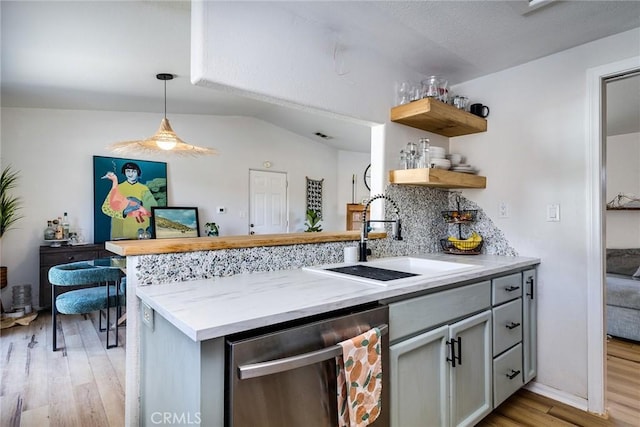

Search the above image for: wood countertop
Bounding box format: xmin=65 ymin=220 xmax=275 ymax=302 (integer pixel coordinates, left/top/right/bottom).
xmin=105 ymin=230 xmax=386 ymax=256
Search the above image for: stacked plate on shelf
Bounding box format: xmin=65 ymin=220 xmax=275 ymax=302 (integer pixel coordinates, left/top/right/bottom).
xmin=450 ymin=164 xmax=479 ymax=174
xmin=429 ymin=146 xmax=446 ymax=159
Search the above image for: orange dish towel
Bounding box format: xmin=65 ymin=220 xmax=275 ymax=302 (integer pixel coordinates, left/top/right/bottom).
xmin=336 ymin=327 xmax=383 ymax=427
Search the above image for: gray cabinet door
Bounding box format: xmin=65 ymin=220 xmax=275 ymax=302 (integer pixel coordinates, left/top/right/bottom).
xmin=449 ymin=310 xmax=493 ymax=427
xmin=390 ymin=325 xmax=449 ymax=427
xmin=523 ymin=268 xmax=537 ymax=382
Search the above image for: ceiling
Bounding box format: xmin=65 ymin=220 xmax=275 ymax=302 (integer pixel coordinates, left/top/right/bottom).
xmin=1 ymin=1 xmax=639 ymax=152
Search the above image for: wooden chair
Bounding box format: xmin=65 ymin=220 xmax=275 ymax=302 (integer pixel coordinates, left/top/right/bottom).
xmin=49 ymin=261 xmax=123 ymax=351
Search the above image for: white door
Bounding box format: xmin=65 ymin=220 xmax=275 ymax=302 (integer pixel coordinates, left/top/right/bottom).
xmin=249 ymin=170 xmax=288 ymax=235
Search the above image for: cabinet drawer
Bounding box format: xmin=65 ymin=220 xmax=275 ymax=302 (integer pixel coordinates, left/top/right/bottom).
xmin=41 ymin=250 xmax=100 ymax=266
xmin=493 ymin=298 xmax=522 ymax=355
xmin=493 ymin=343 xmax=523 ymax=407
xmin=492 ymin=273 xmax=522 ymax=305
xmin=389 ymin=281 xmax=491 ymax=342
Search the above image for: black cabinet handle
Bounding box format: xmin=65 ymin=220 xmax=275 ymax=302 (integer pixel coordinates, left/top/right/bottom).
xmin=506 ymin=369 xmax=521 ymax=380
xmin=526 ymin=277 xmax=534 ymax=299
xmin=505 ymin=285 xmax=520 ymax=292
xmin=446 ymin=338 xmax=456 ymax=367
xmin=446 ymin=337 xmax=462 ymax=367
xmin=506 ymin=321 xmax=521 ymax=330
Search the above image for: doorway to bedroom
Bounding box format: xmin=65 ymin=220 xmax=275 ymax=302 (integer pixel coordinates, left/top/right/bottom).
xmin=603 ymin=70 xmax=640 ymax=423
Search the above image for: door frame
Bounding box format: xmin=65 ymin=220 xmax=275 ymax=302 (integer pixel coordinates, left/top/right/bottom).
xmin=586 ymin=55 xmax=640 ymax=414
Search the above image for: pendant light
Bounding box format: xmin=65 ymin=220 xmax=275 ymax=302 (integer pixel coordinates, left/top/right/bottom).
xmin=110 ymin=73 xmax=217 ymax=156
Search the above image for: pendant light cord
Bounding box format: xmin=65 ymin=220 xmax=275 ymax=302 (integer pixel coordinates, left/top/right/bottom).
xmin=163 ymin=79 xmax=167 ymax=120
xmin=156 ymin=73 xmax=173 ymax=120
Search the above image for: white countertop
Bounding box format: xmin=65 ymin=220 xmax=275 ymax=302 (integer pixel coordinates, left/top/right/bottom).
xmin=136 ymin=253 xmax=539 ymax=341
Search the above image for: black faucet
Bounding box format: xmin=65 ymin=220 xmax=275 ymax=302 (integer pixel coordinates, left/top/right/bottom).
xmin=359 ymin=194 xmax=403 ymax=262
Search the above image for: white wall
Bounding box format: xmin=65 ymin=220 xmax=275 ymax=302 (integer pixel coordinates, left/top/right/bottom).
xmin=0 ymin=108 xmax=359 ymax=307
xmin=192 ymin=0 xmax=433 ymax=219
xmin=606 ymin=132 xmax=640 ymax=248
xmin=449 ymin=28 xmax=640 ymax=400
xmin=337 ymin=149 xmax=371 ymax=205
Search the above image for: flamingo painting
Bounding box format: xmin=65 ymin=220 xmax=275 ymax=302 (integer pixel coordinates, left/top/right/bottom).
xmin=101 ymin=172 xmax=150 ymax=223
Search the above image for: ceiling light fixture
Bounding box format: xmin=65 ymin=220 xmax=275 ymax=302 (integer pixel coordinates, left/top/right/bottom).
xmin=109 ymin=73 xmax=217 ymax=156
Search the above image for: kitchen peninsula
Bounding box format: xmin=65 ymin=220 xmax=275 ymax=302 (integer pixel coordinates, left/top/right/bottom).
xmin=106 ymin=233 xmax=538 ymax=426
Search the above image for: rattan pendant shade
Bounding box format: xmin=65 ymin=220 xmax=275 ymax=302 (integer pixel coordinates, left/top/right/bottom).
xmin=109 ymin=73 xmax=217 ymax=156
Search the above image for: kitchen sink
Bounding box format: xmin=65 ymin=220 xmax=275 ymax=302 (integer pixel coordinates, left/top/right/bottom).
xmin=304 ymin=256 xmax=481 ymax=286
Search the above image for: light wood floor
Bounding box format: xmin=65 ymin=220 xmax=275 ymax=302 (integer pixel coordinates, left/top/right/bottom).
xmin=1 ymin=312 xmax=638 ymax=426
xmin=479 ymin=337 xmax=640 ymax=427
xmin=1 ymin=311 xmax=125 ymax=427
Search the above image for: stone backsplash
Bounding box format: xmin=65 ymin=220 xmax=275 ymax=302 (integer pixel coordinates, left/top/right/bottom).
xmin=135 ymin=185 xmax=516 ymax=285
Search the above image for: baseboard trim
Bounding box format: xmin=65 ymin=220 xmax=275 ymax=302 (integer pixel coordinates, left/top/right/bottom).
xmin=524 ymin=381 xmax=589 ymax=412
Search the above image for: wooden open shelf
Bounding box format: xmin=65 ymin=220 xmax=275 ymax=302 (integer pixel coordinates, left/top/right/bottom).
xmin=390 ymin=98 xmax=487 ymax=137
xmin=389 ymin=168 xmax=486 ymax=189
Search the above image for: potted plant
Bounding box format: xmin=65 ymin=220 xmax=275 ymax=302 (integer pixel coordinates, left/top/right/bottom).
xmin=205 ymin=222 xmax=219 ymax=237
xmin=0 ymin=165 xmax=24 ymax=310
xmin=1 ymin=165 xmax=23 ymax=238
xmin=304 ymin=209 xmax=323 ymax=232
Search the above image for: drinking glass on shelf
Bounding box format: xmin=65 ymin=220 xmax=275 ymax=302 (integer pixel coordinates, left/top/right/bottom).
xmin=438 ymin=79 xmax=449 ymax=103
xmin=400 ymin=150 xmax=407 ymax=169
xmin=405 ymin=142 xmax=418 ymax=168
xmin=453 ymin=95 xmax=469 ymax=110
xmin=409 ymin=82 xmax=422 ymax=102
xmin=421 ymin=76 xmax=440 ymax=98
xmin=397 ymin=82 xmax=410 ymax=105
xmin=417 ymin=138 xmax=430 ymax=168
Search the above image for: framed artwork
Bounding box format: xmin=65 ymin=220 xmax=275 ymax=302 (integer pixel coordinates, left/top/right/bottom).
xmin=151 ymin=207 xmax=200 ymax=239
xmin=93 ymin=156 xmax=168 ymax=243
xmin=306 ymin=176 xmax=324 ymax=218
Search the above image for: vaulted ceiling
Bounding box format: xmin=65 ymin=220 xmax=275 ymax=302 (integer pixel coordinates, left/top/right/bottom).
xmin=2 ymin=1 xmax=639 ymax=152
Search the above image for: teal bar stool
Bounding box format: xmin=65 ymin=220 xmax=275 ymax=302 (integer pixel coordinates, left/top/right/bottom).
xmin=49 ymin=261 xmax=123 ymax=351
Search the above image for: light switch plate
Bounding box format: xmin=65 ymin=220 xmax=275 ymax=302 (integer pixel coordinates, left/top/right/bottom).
xmin=142 ymin=302 xmax=154 ymax=330
xmin=499 ymin=201 xmax=509 ymax=218
xmin=546 ymin=204 xmax=560 ymax=222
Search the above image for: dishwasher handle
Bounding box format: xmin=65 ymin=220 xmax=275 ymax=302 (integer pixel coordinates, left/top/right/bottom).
xmin=238 ymin=324 xmax=388 ymax=380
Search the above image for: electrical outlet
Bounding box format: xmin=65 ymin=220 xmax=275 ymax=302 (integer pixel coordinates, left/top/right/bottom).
xmin=142 ymin=302 xmax=154 ymax=330
xmin=498 ymin=201 xmax=509 ymax=218
xmin=217 ymin=207 xmax=226 ymax=214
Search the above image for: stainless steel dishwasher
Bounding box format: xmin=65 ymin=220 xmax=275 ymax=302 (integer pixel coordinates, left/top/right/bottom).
xmin=226 ymin=304 xmax=390 ymax=427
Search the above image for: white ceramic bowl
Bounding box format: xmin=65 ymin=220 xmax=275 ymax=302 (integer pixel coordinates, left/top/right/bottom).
xmin=446 ymin=153 xmax=463 ymax=166
xmin=431 ymin=158 xmax=451 ymax=169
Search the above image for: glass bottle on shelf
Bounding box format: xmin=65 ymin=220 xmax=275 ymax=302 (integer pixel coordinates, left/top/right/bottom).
xmin=44 ymin=220 xmax=55 ymax=240
xmin=62 ymin=212 xmax=70 ymax=239
xmin=54 ymin=217 xmax=63 ymax=240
